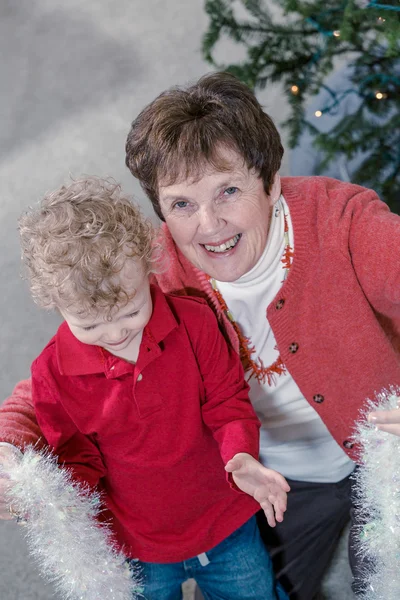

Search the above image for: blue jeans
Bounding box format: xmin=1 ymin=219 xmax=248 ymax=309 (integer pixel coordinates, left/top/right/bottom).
xmin=129 ymin=516 xmax=289 ymax=600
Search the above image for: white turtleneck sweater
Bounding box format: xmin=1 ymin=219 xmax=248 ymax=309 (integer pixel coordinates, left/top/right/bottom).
xmin=216 ymin=196 xmax=354 ymax=482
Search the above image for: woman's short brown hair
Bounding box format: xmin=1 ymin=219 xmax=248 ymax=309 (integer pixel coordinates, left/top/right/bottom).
xmin=125 ymin=72 xmax=284 ymax=221
xmin=19 ymin=177 xmax=159 ymax=316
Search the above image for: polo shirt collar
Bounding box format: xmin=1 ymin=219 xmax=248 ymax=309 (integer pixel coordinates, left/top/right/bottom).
xmin=56 ymin=284 xmax=178 ymax=377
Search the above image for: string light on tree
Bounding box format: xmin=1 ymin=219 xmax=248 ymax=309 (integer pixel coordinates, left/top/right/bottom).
xmin=375 ymin=91 xmax=388 ymax=99
xmin=291 ymin=85 xmax=299 ymax=95
xmin=333 ymin=30 xmax=341 ymax=37
xmin=315 ymin=110 xmax=322 ymax=117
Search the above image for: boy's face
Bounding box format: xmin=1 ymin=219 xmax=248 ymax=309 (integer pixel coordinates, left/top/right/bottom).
xmin=60 ymin=259 xmax=153 ymax=358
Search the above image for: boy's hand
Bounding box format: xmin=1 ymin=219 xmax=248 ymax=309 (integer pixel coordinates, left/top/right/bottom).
xmin=0 ymin=444 xmax=23 ymax=520
xmin=225 ymin=453 xmax=290 ymax=527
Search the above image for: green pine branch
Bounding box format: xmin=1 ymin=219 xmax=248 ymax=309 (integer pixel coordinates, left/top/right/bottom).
xmin=202 ymin=0 xmax=400 ymax=212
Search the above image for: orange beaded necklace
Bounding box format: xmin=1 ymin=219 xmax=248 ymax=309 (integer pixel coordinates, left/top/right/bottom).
xmin=209 ymin=208 xmax=294 ymax=385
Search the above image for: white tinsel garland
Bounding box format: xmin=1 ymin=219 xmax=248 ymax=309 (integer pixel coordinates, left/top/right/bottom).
xmin=353 ymin=388 xmax=400 ymax=599
xmin=0 ymin=446 xmax=141 ymax=600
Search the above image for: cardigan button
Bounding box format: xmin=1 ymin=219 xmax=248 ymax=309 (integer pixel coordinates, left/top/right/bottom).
xmin=343 ymin=440 xmax=354 ymax=450
xmin=137 ymin=373 xmax=143 ymax=381
xmin=289 ymin=342 xmax=299 ymax=354
xmin=276 ymin=299 xmax=285 ymax=310
xmin=313 ymin=394 xmax=324 ymax=404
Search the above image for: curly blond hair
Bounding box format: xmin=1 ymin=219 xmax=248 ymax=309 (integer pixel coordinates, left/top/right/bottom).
xmin=19 ymin=177 xmax=159 ymax=316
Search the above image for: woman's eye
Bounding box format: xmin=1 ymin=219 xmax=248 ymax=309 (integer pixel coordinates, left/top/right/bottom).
xmin=173 ymin=200 xmax=189 ymax=209
xmin=224 ymin=187 xmax=238 ymax=196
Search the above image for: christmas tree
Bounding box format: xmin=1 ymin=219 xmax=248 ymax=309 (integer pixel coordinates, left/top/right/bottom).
xmin=203 ymin=0 xmax=400 ymax=212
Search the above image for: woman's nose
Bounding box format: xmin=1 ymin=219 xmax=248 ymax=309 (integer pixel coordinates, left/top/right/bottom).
xmin=197 ymin=206 xmax=224 ymax=236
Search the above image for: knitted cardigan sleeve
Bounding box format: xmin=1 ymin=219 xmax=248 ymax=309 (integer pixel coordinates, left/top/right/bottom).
xmin=343 ymin=185 xmax=400 ymax=316
xmin=0 ymin=379 xmax=45 ymax=449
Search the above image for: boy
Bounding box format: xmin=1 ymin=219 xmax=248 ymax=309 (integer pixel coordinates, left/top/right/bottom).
xmin=19 ymin=176 xmax=289 ymax=599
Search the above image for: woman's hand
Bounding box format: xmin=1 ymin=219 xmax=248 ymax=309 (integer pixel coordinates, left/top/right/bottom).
xmin=369 ymin=400 xmax=400 ymax=436
xmin=225 ymin=452 xmax=290 ymax=527
xmin=0 ymin=444 xmax=23 ymax=519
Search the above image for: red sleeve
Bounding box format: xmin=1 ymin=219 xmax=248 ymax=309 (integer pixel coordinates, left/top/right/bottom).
xmin=0 ymin=379 xmax=46 ymax=450
xmin=31 ymin=360 xmax=107 ymax=489
xmin=341 ymin=187 xmax=400 ymax=317
xmin=192 ymin=302 xmax=261 ymax=464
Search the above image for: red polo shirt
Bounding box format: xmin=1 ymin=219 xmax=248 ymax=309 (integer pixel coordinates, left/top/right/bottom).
xmin=31 ymin=286 xmax=260 ymax=562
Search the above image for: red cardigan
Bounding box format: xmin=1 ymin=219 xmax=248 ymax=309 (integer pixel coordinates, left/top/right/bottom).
xmin=2 ymin=175 xmax=400 ymax=460
xmin=29 ymin=286 xmax=259 ymax=562
xmin=154 ymin=176 xmax=400 ymax=461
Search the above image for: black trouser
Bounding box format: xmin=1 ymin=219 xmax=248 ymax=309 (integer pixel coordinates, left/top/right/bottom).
xmin=257 ymin=474 xmax=354 ymax=599
xmin=196 ymin=472 xmax=356 ymax=600
xmin=195 ymin=472 xmax=371 ymax=600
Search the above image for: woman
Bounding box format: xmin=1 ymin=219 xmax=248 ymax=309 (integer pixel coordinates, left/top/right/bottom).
xmin=1 ymin=72 xmax=400 ymax=599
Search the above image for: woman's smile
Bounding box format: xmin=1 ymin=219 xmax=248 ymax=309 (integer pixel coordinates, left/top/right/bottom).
xmin=202 ymin=233 xmax=242 ymax=254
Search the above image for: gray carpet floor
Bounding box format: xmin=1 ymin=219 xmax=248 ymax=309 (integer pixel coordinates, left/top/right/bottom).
xmin=0 ymin=1 xmax=353 ymax=597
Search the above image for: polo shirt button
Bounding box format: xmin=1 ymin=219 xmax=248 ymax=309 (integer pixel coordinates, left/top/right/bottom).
xmin=343 ymin=440 xmax=354 ymax=450
xmin=289 ymin=342 xmax=299 ymax=354
xmin=137 ymin=373 xmax=143 ymax=381
xmin=276 ymin=299 xmax=285 ymax=310
xmin=313 ymin=394 xmax=324 ymax=403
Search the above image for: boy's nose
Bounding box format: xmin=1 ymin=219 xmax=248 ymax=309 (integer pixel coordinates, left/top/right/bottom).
xmin=107 ymin=327 xmax=128 ymax=342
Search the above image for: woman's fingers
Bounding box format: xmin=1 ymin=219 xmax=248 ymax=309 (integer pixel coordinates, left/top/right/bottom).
xmin=369 ymin=405 xmax=400 ymax=423
xmin=376 ymin=423 xmax=400 ymax=436
xmin=369 ymin=407 xmax=400 ymax=437
xmin=0 ymin=445 xmax=23 ymax=520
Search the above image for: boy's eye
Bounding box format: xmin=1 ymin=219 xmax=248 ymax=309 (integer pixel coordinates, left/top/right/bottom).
xmin=224 ymin=186 xmax=238 ymax=196
xmin=83 ymin=325 xmax=97 ymax=331
xmin=127 ymin=311 xmax=139 ymax=318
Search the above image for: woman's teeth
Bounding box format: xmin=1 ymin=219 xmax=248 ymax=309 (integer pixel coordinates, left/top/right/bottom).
xmin=204 ymin=234 xmax=241 ymax=253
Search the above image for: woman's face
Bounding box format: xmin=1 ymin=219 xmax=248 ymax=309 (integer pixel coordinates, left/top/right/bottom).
xmin=158 ymin=148 xmax=280 ymax=282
